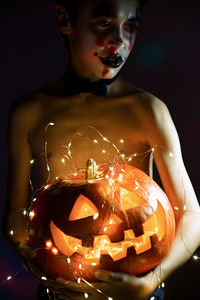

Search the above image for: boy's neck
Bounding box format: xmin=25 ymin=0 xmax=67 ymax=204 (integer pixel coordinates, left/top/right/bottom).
xmin=64 ymin=64 xmax=118 ymax=97
xmin=68 ymin=60 xmax=102 ymax=83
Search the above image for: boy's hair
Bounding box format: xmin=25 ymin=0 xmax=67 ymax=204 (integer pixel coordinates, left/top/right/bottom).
xmin=55 ymin=0 xmax=147 ymax=23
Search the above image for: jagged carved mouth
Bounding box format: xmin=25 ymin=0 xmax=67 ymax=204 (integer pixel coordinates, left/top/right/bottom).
xmin=50 ymin=217 xmax=161 ymax=265
xmin=99 ymin=54 xmax=123 ymax=68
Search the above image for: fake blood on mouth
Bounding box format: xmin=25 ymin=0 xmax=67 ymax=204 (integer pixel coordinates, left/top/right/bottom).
xmin=102 ymin=66 xmax=109 ymax=78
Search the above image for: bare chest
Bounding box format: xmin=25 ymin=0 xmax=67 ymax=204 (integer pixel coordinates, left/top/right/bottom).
xmin=30 ymin=95 xmax=151 ymax=185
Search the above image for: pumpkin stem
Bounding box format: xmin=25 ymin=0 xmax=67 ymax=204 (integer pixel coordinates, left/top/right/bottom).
xmin=85 ymin=158 xmax=97 ymax=180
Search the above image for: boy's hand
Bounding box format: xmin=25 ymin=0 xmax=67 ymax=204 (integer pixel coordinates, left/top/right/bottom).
xmin=92 ymin=269 xmax=158 ymax=300
xmin=18 ymin=242 xmax=158 ymax=300
xmin=53 ymin=269 xmax=158 ymax=300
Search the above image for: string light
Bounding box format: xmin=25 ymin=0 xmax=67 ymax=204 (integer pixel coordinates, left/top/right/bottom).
xmin=5 ymin=122 xmax=200 ymax=300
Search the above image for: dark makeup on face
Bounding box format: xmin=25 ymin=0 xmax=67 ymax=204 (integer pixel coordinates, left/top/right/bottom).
xmin=90 ymin=0 xmax=141 ymax=72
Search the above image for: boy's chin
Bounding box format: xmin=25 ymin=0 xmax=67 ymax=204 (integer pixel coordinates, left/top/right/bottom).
xmin=99 ymin=68 xmax=120 ymax=80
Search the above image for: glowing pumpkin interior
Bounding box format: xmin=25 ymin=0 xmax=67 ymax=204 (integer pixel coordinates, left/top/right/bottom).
xmin=50 ymin=188 xmax=165 ymax=264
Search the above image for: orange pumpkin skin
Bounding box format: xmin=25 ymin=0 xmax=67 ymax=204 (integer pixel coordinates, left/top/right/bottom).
xmin=29 ymin=165 xmax=175 ymax=281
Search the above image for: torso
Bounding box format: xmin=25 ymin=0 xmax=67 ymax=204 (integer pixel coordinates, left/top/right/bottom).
xmin=27 ymin=76 xmax=153 ymax=187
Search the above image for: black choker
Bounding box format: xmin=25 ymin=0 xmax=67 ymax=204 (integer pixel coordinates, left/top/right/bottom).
xmin=63 ymin=67 xmax=118 ymax=97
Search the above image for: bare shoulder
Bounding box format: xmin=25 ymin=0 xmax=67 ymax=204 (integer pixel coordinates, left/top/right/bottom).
xmin=9 ymin=90 xmax=49 ymax=131
xmin=118 ymin=77 xmax=170 ymax=123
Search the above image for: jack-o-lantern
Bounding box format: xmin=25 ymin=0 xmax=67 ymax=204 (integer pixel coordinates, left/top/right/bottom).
xmin=28 ymin=161 xmax=175 ymax=281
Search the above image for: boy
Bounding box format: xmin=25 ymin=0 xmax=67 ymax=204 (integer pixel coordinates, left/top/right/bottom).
xmin=3 ymin=0 xmax=200 ymax=299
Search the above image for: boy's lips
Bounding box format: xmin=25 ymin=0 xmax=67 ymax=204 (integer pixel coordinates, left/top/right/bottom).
xmin=99 ymin=53 xmax=123 ymax=68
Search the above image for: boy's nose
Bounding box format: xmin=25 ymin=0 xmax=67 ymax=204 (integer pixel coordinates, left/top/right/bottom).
xmin=107 ymin=37 xmax=124 ymax=53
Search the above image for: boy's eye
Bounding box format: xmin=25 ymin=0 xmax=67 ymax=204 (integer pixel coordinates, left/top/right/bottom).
xmin=96 ymin=20 xmax=111 ymax=29
xmin=124 ymin=22 xmax=139 ymax=33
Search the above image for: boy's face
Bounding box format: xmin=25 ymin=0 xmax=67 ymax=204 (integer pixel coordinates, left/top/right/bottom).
xmin=66 ymin=0 xmax=141 ymax=80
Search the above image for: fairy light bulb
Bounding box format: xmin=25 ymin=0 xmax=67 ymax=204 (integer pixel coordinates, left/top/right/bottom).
xmin=77 ymin=278 xmax=81 ymax=284
xmin=7 ymin=276 xmax=12 ymax=281
xmin=45 ymin=240 xmax=53 ymax=248
xmin=41 ymin=276 xmax=47 ymax=281
xmin=51 ymin=247 xmax=58 ymax=255
xmin=29 ymin=211 xmax=35 ymax=220
xmin=161 ymin=282 xmax=165 ymax=288
xmin=84 ymin=293 xmax=89 ymax=299
xmin=93 ymin=213 xmax=99 ymax=220
xmin=193 ymin=255 xmax=199 ymax=260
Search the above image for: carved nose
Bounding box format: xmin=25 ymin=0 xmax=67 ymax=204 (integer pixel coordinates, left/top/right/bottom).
xmin=124 ymin=204 xmax=155 ymax=237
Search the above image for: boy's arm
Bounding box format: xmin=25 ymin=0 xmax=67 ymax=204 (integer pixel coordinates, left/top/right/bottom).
xmin=3 ymin=98 xmax=34 ymax=246
xmin=144 ymin=97 xmax=200 ymax=285
xmin=92 ymin=97 xmax=200 ymax=300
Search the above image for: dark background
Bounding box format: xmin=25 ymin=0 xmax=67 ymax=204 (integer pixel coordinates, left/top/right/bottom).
xmin=1 ymin=0 xmax=200 ymax=299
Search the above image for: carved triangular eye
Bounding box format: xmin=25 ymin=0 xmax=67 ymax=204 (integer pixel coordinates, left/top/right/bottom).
xmin=69 ymin=194 xmax=98 ymax=221
xmin=120 ymin=188 xmax=145 ymax=210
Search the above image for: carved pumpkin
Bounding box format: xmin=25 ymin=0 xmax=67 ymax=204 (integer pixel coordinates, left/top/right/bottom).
xmin=28 ymin=163 xmax=175 ymax=281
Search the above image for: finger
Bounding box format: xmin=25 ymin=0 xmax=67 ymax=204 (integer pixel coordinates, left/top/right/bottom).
xmin=95 ymin=269 xmax=135 ymax=283
xmin=56 ymin=277 xmax=96 ymax=294
xmin=56 ymin=290 xmax=87 ymax=300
